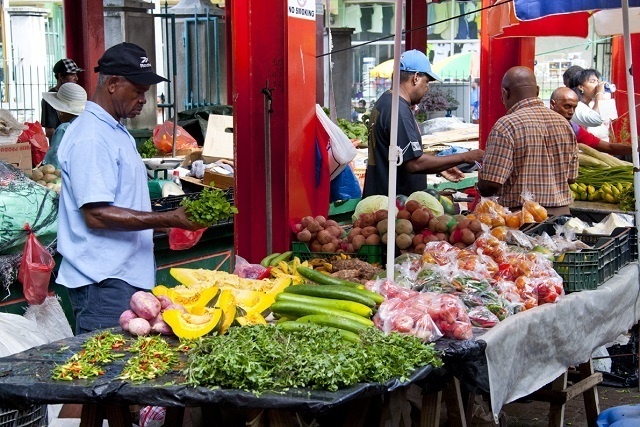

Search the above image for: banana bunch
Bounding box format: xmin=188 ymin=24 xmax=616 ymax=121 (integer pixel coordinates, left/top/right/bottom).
xmin=598 ymin=182 xmax=632 ymax=204
xmin=270 ymin=257 xmax=307 ymax=284
xmin=569 ymin=183 xmax=599 ymax=201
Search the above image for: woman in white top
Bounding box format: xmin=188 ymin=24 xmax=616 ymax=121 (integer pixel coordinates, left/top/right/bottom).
xmin=569 ymin=69 xmax=610 ymax=140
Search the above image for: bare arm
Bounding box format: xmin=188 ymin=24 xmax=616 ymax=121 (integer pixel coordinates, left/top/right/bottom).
xmin=596 ymin=141 xmax=632 ymax=156
xmin=81 ymin=203 xmax=202 ymax=231
xmin=404 ymin=149 xmax=484 ymax=174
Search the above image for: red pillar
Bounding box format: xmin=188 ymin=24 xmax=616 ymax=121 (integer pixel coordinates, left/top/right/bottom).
xmin=611 ymin=34 xmax=640 ymax=141
xmin=63 ymin=0 xmax=104 ymax=96
xmin=479 ymin=0 xmax=534 ymax=149
xmin=406 ymin=0 xmax=427 ymax=52
xmin=231 ymin=1 xmax=325 ymax=263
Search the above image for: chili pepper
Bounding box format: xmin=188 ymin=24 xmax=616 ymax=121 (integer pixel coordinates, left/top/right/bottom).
xmin=257 ymin=266 xmax=272 ymax=280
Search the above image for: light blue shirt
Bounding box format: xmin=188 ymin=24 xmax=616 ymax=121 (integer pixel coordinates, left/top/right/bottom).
xmin=43 ymin=120 xmax=72 ymax=169
xmin=56 ymin=101 xmax=155 ymax=289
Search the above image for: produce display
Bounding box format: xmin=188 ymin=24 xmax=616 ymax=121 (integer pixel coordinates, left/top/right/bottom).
xmin=179 ymin=187 xmax=238 ymax=227
xmin=574 ymin=143 xmax=634 ymax=205
xmin=28 ymin=164 xmax=61 ymax=193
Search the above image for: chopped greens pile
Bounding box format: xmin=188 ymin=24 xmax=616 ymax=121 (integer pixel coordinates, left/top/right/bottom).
xmin=180 ymin=187 xmax=238 ymax=227
xmin=337 ymin=118 xmax=368 ymax=146
xmin=138 ymin=138 xmax=159 ymax=159
xmin=52 ymin=331 xmax=126 ymax=381
xmin=119 ymin=336 xmax=179 ymax=382
xmin=184 ymin=325 xmax=442 ymax=392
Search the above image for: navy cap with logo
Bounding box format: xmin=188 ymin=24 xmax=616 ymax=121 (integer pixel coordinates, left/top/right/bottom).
xmin=94 ymin=42 xmax=168 ymax=85
xmin=53 ymin=59 xmax=84 ymax=76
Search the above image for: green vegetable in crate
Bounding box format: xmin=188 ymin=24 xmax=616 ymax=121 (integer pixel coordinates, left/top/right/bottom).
xmin=138 ymin=137 xmax=159 ymax=159
xmin=180 ymin=187 xmax=238 ymax=227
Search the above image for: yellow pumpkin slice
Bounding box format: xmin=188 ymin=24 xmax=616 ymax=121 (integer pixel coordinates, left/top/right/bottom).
xmin=162 ymin=308 xmax=223 ymax=339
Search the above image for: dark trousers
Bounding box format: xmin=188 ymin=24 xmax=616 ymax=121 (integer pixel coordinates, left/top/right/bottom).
xmin=67 ymin=278 xmax=142 ymax=335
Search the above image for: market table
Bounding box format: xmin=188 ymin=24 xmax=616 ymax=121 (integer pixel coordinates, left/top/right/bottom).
xmin=0 ymin=328 xmax=460 ymax=427
xmin=476 ymin=263 xmax=640 ymax=423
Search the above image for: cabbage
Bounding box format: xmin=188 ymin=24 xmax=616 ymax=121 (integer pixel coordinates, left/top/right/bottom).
xmin=406 ymin=191 xmax=444 ymax=217
xmin=352 ymin=195 xmax=389 ymax=222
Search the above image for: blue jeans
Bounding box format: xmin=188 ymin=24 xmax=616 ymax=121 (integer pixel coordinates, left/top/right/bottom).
xmin=67 ymin=278 xmax=143 ymax=335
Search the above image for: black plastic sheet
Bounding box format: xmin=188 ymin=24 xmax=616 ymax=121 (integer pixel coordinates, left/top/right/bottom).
xmin=0 ymin=330 xmax=443 ymax=415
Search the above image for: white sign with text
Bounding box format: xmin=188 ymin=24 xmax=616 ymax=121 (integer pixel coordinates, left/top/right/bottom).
xmin=288 ymin=0 xmax=316 ymax=20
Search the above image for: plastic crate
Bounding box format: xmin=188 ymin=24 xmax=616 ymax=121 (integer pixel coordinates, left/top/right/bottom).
xmin=553 ymin=250 xmax=600 ymax=292
xmin=292 ymin=241 xmax=383 ymax=264
xmin=631 ymin=226 xmax=638 ymax=262
xmin=0 ymin=404 xmax=47 ymax=427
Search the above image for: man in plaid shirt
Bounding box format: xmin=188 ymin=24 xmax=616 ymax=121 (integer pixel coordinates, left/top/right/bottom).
xmin=477 ymin=66 xmax=578 ymax=216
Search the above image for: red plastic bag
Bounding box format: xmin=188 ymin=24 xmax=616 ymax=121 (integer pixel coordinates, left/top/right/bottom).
xmin=168 ymin=227 xmax=206 ymax=250
xmin=18 ymin=122 xmax=48 ymax=166
xmin=17 ymin=224 xmax=55 ymax=305
xmin=152 ymin=121 xmax=198 ymax=153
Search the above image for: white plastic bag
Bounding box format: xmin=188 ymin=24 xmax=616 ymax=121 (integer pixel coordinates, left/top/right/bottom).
xmin=315 ymin=104 xmax=357 ymax=180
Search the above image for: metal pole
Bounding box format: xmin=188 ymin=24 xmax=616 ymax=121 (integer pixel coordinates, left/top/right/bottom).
xmin=262 ymin=81 xmax=274 ymax=255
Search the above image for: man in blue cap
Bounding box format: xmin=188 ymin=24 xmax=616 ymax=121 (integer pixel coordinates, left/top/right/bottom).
xmin=363 ymin=49 xmax=484 ymax=197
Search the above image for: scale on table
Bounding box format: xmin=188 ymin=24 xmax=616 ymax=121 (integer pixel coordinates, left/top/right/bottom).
xmin=143 ymin=157 xmax=184 ymax=199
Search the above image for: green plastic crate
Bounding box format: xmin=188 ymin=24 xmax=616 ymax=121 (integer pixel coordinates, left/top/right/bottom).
xmin=553 ymin=250 xmax=600 ymax=292
xmin=292 ymin=241 xmax=382 ymax=264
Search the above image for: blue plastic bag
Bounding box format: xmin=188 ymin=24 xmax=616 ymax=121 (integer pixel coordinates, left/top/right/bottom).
xmin=330 ymin=167 xmax=362 ymax=202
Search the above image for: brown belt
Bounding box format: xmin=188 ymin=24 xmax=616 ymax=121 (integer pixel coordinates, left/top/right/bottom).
xmin=543 ymin=205 xmax=571 ymax=216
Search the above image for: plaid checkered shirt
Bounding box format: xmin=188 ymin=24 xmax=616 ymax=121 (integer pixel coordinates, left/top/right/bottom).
xmin=479 ymin=97 xmax=578 ymax=209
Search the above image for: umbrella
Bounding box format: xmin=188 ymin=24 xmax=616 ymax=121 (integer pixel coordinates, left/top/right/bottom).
xmin=369 ymin=59 xmax=394 ymax=79
xmin=512 ymin=1 xmax=640 ymax=279
xmin=432 ymin=52 xmax=480 ymax=79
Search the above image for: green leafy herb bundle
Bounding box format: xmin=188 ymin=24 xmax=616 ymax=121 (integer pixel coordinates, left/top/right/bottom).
xmin=180 ymin=187 xmax=238 ymax=227
xmin=184 ymin=325 xmax=442 ymax=392
xmin=138 ymin=138 xmax=159 ymax=159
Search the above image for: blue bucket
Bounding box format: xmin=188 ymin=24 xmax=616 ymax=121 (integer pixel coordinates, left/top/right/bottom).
xmin=597 ymin=405 xmax=640 ymax=427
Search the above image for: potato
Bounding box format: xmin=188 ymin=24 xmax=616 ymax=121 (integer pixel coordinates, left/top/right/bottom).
xmin=412 ymin=234 xmax=424 ymax=247
xmin=413 ymin=243 xmax=426 ymax=254
xmin=151 ymin=319 xmax=173 ymax=336
xmin=310 ymin=240 xmax=323 ymax=252
xmin=317 ymin=229 xmax=333 ymax=245
xmin=365 ymin=234 xmax=380 ymax=245
xmin=396 ymin=233 xmax=412 ymax=250
xmin=381 ymin=233 xmax=388 ymax=244
xmin=165 ymin=303 xmax=186 ymax=313
xmin=461 ymin=228 xmax=476 ymax=246
xmin=43 ymin=173 xmax=58 ymax=183
xmin=374 ymin=210 xmax=388 ymax=223
xmin=307 ymin=220 xmax=323 ymax=233
xmin=397 ymin=209 xmax=411 ymax=220
xmin=294 ymin=223 xmax=303 ymax=232
xmin=352 ymin=234 xmax=366 ymax=251
xmin=41 ymin=164 xmax=56 ymax=175
xmin=128 ymin=318 xmax=151 ymax=336
xmin=36 ymin=180 xmax=47 ymax=186
xmin=130 ymin=291 xmax=161 ymax=320
xmin=325 ymin=219 xmax=339 ymax=228
xmin=396 ymin=219 xmax=413 ymax=235
xmin=359 ymin=213 xmax=376 ymax=228
xmin=315 ymin=215 xmax=327 ymax=227
xmin=405 ymin=200 xmax=421 ymax=213
xmin=347 ymin=227 xmax=361 ymax=243
xmin=300 ymin=216 xmax=314 ymax=228
xmin=54 ymin=169 xmax=62 ymax=177
xmin=326 ymin=225 xmax=342 ymax=238
xmin=297 ymin=229 xmax=312 ymax=242
xmin=321 ymin=242 xmax=337 ymax=253
xmin=361 ymin=226 xmax=378 ymax=238
xmin=156 ymin=295 xmax=173 ymax=310
xmin=31 ymin=169 xmax=44 ymax=181
xmin=347 ymin=243 xmax=355 ymax=253
xmin=410 ymin=209 xmax=430 ymax=232
xmin=119 ymin=309 xmax=138 ymax=331
xmin=377 ymin=220 xmax=388 ymax=235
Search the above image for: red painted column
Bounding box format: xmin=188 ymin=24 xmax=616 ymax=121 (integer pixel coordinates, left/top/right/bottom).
xmin=231 ymin=1 xmax=325 ymax=263
xmin=611 ymin=34 xmax=640 ymax=140
xmin=406 ymin=0 xmax=427 ymax=52
xmin=63 ymin=0 xmax=104 ymax=96
xmin=479 ymin=0 xmax=534 ymax=149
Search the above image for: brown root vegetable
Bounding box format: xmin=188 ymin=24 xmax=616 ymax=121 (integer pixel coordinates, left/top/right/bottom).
xmin=435 ymin=219 xmax=449 ymax=234
xmin=307 ymin=220 xmax=323 ymax=233
xmin=325 ymin=219 xmax=339 ymax=228
xmin=301 ymin=216 xmax=314 ymax=228
xmin=326 ymin=225 xmax=342 ymax=238
xmin=315 ymin=216 xmax=327 ymax=227
xmin=424 ymin=234 xmax=438 ymax=243
xmin=297 ymin=229 xmax=312 ymax=242
xmin=353 ymin=219 xmax=362 ymax=228
xmin=119 ymin=310 xmax=138 ymax=331
xmin=405 ymin=200 xmax=421 ymax=213
xmin=397 ymin=209 xmax=411 ymax=220
xmin=461 ymin=228 xmax=476 ymax=246
xmin=361 ymin=226 xmax=378 ymax=238
xmin=435 ymin=232 xmax=448 ymax=241
xmin=317 ymin=230 xmax=333 ymax=245
xmin=377 ymin=220 xmax=388 ymax=235
xmin=151 ymin=320 xmax=174 ymax=336
xmin=165 ymin=303 xmax=186 ymax=313
xmin=156 ymin=295 xmax=173 ymax=310
xmin=128 ymin=318 xmax=151 ymax=336
xmin=428 ymin=218 xmax=439 ymax=232
xmin=374 ymin=209 xmax=388 ymax=223
xmin=412 ymin=234 xmax=424 ymax=247
xmin=468 ymin=219 xmax=483 ymax=233
xmin=396 ymin=219 xmax=413 ymax=235
xmin=130 ymin=291 xmax=161 ymax=320
xmin=294 ymin=223 xmax=303 ymax=232
xmin=310 ymin=240 xmax=323 ymax=252
xmin=414 ymin=243 xmax=426 ymax=254
xmin=410 ymin=209 xmax=430 ymax=232
xmin=347 ymin=227 xmax=362 ymax=243
xmin=352 ymin=234 xmax=366 ymax=251
xmin=347 ymin=243 xmax=355 ymax=253
xmin=321 ymin=242 xmax=337 ymax=253
xmin=365 ymin=234 xmax=381 ymax=245
xmin=396 ymin=233 xmax=412 ymax=250
xmin=457 ymin=218 xmax=471 ymax=230
xmin=453 ymin=242 xmax=467 ymax=249
xmin=359 ymin=213 xmax=376 ymax=228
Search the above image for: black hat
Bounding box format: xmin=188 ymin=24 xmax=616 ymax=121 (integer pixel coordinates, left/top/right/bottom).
xmin=53 ymin=59 xmax=84 ymax=75
xmin=94 ymin=42 xmax=168 ymax=85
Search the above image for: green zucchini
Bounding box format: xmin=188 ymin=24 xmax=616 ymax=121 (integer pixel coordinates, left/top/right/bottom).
xmin=296 ymin=266 xmax=361 ymax=288
xmin=275 ymin=292 xmax=372 ymax=318
xmin=352 ymin=287 xmax=385 ymax=305
xmin=284 ymin=284 xmax=376 ymax=308
xmin=277 ymin=321 xmax=360 ymax=343
xmin=270 ymin=251 xmax=293 ymax=266
xmin=296 ymin=314 xmax=370 ymax=334
xmin=270 ymin=301 xmax=374 ymax=327
xmin=260 ymin=253 xmax=280 ymax=267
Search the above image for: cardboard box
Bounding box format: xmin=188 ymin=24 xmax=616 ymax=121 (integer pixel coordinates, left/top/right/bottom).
xmin=0 ymin=142 xmax=31 ymax=174
xmin=202 ymin=114 xmax=234 ymax=163
xmin=203 ymin=170 xmax=234 ymax=189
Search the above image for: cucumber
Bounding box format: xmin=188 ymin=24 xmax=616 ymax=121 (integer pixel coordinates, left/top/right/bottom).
xmin=296 ymin=314 xmax=370 ymax=334
xmin=270 ymin=251 xmax=293 ymax=266
xmin=352 ymin=287 xmax=385 ymax=305
xmin=260 ymin=253 xmax=280 ymax=267
xmin=296 ymin=266 xmax=362 ymax=288
xmin=277 ymin=321 xmax=360 ymax=343
xmin=275 ymin=292 xmax=372 ymax=318
xmin=284 ymin=284 xmax=376 ymax=308
xmin=270 ymin=301 xmax=374 ymax=327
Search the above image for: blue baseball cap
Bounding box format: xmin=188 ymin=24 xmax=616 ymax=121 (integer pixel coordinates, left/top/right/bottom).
xmin=399 ymin=49 xmax=442 ymax=82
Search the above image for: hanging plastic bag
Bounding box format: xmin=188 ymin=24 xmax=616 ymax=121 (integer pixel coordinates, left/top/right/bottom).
xmin=315 ymin=105 xmax=357 ymax=180
xmin=330 ymin=166 xmax=362 ymax=202
xmin=18 ymin=122 xmax=48 ymax=166
xmin=153 ymin=120 xmax=199 ymax=153
xmin=18 ymin=224 xmax=55 ymax=305
xmin=168 ymin=227 xmax=206 ymax=250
